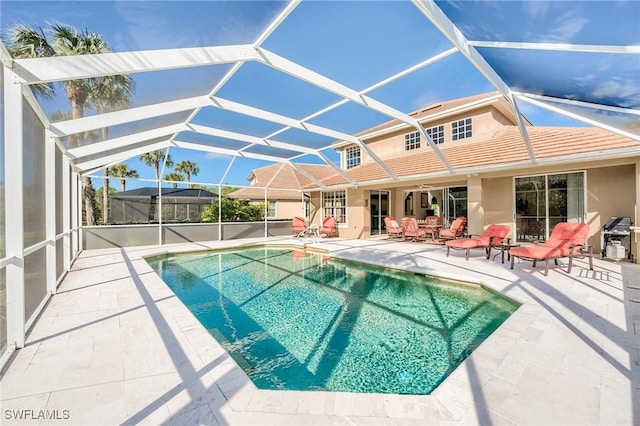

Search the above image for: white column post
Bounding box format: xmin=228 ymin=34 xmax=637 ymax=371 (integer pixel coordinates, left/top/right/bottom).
xmin=218 ymin=184 xmax=222 ymax=241
xmin=72 ymin=170 xmax=79 ymax=254
xmin=62 ymin=156 xmax=71 ymax=271
xmin=45 ymin=130 xmax=56 ymax=293
xmin=4 ymin=69 xmax=25 ymax=348
xmin=264 ymin=187 xmax=268 ymax=238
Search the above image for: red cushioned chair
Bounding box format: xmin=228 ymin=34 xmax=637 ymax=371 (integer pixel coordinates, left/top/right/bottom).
xmin=384 ymin=216 xmax=404 ymax=239
xmin=401 ymin=217 xmax=428 ymax=241
xmin=445 ymin=224 xmax=511 ymax=261
xmin=423 ymin=215 xmax=442 ymax=240
xmin=439 ymin=216 xmax=467 ymax=240
xmin=510 ymin=222 xmax=593 ymax=275
xmin=292 ymin=216 xmax=306 ymax=237
xmin=319 ymin=216 xmax=338 ymax=237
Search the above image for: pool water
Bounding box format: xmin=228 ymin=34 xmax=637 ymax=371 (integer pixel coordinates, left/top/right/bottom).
xmin=147 ymin=247 xmax=518 ymax=395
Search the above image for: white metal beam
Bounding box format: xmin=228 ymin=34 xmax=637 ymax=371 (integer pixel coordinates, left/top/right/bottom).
xmin=412 ymin=0 xmax=538 ymax=165
xmin=515 ymin=94 xmax=640 ymax=142
xmin=75 ymin=140 xmax=171 ymax=172
xmin=287 ymin=161 xmax=327 ymax=189
xmin=45 ymin=130 xmax=57 ymax=294
xmin=50 ymin=95 xmax=211 ymax=137
xmin=4 ymin=69 xmax=26 ymax=349
xmin=316 ymin=151 xmax=358 ymax=186
xmin=173 ymin=140 xmax=289 ymax=163
xmin=469 ymin=41 xmax=640 ymax=55
xmin=514 ymin=92 xmax=640 ymax=116
xmin=67 ymin=124 xmax=187 ymax=159
xmin=12 ymin=44 xmax=259 ymax=84
xmin=186 ymin=123 xmax=318 ymax=155
xmin=253 ymin=47 xmax=454 ymax=173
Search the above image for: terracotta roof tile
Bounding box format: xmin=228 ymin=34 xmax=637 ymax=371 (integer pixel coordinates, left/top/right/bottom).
xmin=309 ymin=126 xmax=640 ymax=188
xmin=228 ymin=163 xmax=334 ymax=199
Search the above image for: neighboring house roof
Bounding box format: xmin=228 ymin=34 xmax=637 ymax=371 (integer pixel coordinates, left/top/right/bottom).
xmin=110 ymin=187 xmax=220 ymax=199
xmin=309 ymin=126 xmax=640 ymax=188
xmin=228 ymin=163 xmax=335 ymax=200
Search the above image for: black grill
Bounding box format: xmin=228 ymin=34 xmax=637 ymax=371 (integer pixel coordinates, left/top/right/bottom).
xmin=601 ymin=216 xmax=633 ymax=260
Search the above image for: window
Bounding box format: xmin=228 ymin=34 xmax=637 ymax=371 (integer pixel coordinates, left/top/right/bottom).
xmin=267 ymin=201 xmax=276 ymax=218
xmin=426 ymin=125 xmax=444 ymax=144
xmin=345 ymin=146 xmax=361 ymax=169
xmin=323 ymin=191 xmax=346 ymax=224
xmin=452 ymin=118 xmax=472 ymax=141
xmin=404 ymin=131 xmax=420 ymax=150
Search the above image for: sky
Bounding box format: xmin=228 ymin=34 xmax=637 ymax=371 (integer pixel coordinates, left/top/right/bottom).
xmin=1 ymin=0 xmax=638 ymax=190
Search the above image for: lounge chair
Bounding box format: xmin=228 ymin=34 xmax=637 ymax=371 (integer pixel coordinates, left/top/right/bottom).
xmin=319 ymin=216 xmax=338 ymax=237
xmin=384 ymin=216 xmax=404 ymax=239
xmin=292 ymin=216 xmax=306 ymax=237
xmin=423 ymin=215 xmax=442 ymax=240
xmin=439 ymin=216 xmax=467 ymax=240
xmin=445 ymin=224 xmax=511 ymax=261
xmin=401 ymin=217 xmax=428 ymax=241
xmin=509 ymin=222 xmax=593 ymax=275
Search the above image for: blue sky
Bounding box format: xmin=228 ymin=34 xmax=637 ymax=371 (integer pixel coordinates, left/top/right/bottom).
xmin=2 ymin=0 xmax=637 ymax=190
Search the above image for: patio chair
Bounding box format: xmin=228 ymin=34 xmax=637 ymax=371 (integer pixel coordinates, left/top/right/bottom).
xmin=292 ymin=216 xmax=306 ymax=237
xmin=423 ymin=215 xmax=442 ymax=240
xmin=509 ymin=222 xmax=593 ymax=275
xmin=384 ymin=216 xmax=404 ymax=239
xmin=439 ymin=216 xmax=467 ymax=241
xmin=445 ymin=224 xmax=511 ymax=261
xmin=401 ymin=216 xmax=428 ymax=241
xmin=319 ymin=216 xmax=338 ymax=237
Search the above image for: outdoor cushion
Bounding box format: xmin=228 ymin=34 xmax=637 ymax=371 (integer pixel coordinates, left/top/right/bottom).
xmin=446 ymin=224 xmax=510 ymax=260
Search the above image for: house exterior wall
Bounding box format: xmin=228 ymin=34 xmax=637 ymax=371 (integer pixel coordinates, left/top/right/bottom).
xmin=343 ymin=105 xmax=513 ymax=165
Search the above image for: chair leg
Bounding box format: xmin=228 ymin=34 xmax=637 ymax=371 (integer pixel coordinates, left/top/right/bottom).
xmin=486 ymin=247 xmax=491 ymax=260
xmin=544 ymin=259 xmax=549 ymax=276
xmin=567 ymin=256 xmax=573 ymax=274
xmin=510 ymin=254 xmax=515 ymax=270
xmin=446 ymin=246 xmax=450 ymax=257
xmin=465 ymin=249 xmax=469 ymax=261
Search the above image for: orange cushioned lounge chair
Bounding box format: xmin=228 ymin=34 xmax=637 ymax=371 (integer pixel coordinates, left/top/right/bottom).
xmin=446 ymin=224 xmax=511 ymax=261
xmin=401 ymin=217 xmax=428 ymax=241
xmin=319 ymin=216 xmax=338 ymax=237
xmin=439 ymin=216 xmax=467 ymax=240
xmin=384 ymin=216 xmax=404 ymax=239
xmin=509 ymin=222 xmax=593 ymax=276
xmin=292 ymin=216 xmax=306 ymax=237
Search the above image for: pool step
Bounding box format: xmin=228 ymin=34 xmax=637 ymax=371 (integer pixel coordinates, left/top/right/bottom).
xmin=208 ymin=328 xmax=254 ymax=373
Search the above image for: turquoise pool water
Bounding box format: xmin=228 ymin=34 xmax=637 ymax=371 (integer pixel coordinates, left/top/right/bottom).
xmin=147 ymin=247 xmax=518 ymax=395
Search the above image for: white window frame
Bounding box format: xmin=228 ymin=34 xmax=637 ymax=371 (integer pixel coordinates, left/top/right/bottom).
xmin=404 ymin=131 xmax=421 ymax=150
xmin=426 ymin=125 xmax=444 ymax=144
xmin=344 ymin=146 xmax=361 ymax=169
xmin=322 ymin=190 xmax=347 ymax=227
xmin=452 ymin=117 xmax=472 ymax=141
xmin=267 ymin=200 xmax=277 ymax=219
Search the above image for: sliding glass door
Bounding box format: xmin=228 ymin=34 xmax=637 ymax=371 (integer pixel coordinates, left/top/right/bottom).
xmin=370 ymin=190 xmax=389 ymax=235
xmin=515 ymin=172 xmax=585 ymax=243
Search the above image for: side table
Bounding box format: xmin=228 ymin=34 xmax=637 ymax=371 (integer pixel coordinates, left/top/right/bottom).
xmin=492 ymin=242 xmax=520 ymax=264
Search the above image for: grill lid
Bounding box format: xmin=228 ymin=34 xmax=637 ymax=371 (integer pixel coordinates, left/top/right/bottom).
xmin=603 ymin=216 xmax=632 ymax=232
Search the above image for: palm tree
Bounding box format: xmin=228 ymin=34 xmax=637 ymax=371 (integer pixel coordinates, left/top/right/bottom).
xmin=6 ymin=23 xmax=130 ymax=226
xmin=140 ymin=150 xmax=174 ymax=181
xmin=175 ymin=160 xmax=199 ymax=187
xmin=108 ymin=164 xmax=139 ymax=192
xmin=164 ymin=172 xmax=184 ymax=189
xmin=90 ymin=75 xmax=135 ymax=224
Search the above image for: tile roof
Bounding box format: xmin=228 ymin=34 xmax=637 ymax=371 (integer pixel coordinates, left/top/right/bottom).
xmin=311 ymin=126 xmax=640 ymax=188
xmin=228 ymin=163 xmax=335 ymax=199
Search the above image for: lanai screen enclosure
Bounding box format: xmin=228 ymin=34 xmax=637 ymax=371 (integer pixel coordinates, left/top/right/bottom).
xmin=0 ymin=0 xmax=638 ymax=370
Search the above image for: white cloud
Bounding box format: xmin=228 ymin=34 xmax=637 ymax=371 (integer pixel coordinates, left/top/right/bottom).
xmin=411 ymin=91 xmax=441 ymax=111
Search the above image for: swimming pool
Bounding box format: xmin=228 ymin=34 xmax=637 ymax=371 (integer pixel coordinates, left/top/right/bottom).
xmin=148 ymin=247 xmax=518 ymax=395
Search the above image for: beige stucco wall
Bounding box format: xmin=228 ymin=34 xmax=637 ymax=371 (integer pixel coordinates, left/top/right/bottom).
xmin=481 ymin=176 xmax=514 ymax=239
xmin=272 ymin=200 xmax=305 ymax=220
xmin=346 ymin=105 xmax=511 ymax=163
xmin=586 ymin=164 xmax=636 ymax=253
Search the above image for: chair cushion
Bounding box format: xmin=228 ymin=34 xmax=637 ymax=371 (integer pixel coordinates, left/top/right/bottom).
xmin=446 ymin=238 xmax=485 ymax=249
xmin=509 ymin=245 xmax=569 ymax=259
xmin=390 ymin=220 xmax=400 ymax=228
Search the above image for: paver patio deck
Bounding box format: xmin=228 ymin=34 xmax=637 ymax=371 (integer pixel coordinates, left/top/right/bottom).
xmin=1 ymin=237 xmax=638 ymax=425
